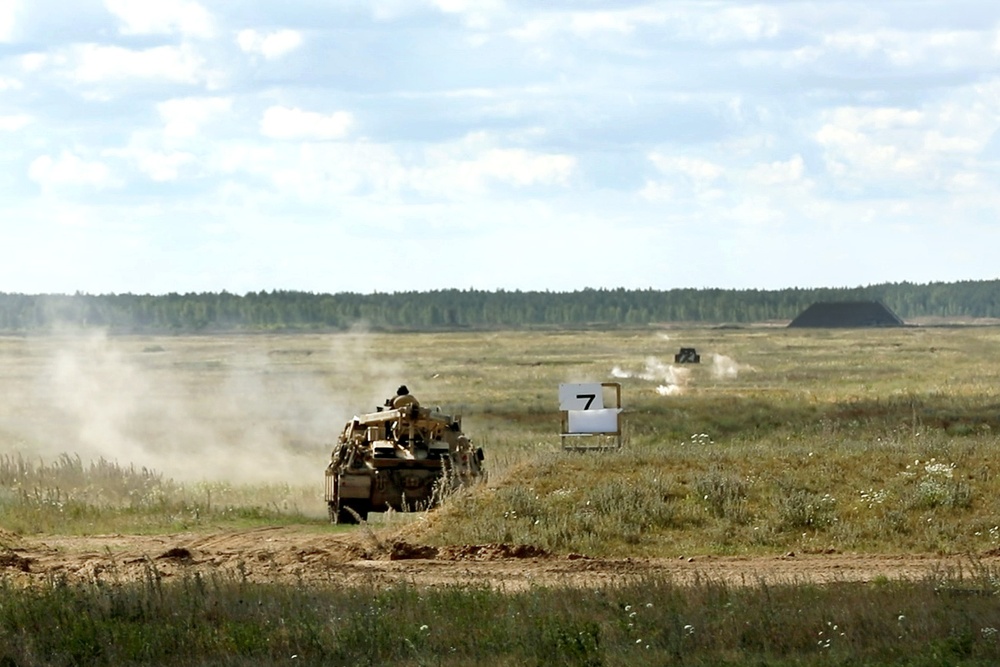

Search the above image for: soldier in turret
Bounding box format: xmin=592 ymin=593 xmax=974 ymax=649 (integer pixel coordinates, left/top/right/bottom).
xmin=390 ymin=384 xmax=419 ymax=410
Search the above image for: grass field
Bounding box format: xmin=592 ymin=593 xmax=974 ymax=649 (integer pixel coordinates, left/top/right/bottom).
xmin=3 ymin=324 xmax=1000 ymax=665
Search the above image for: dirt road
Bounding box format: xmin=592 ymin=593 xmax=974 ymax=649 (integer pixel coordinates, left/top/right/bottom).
xmin=1 ymin=525 xmax=992 ymax=589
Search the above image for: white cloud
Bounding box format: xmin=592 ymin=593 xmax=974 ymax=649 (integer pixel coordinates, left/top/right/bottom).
xmin=431 ymin=0 xmax=501 ymax=14
xmin=135 ymin=150 xmax=197 ymax=182
xmin=842 ymin=107 xmax=924 ymax=130
xmin=213 ymin=143 xmax=282 ymax=176
xmin=641 ymin=153 xmax=727 ymax=203
xmin=641 ymin=151 xmax=811 ymax=228
xmin=813 ymin=102 xmax=998 ymax=193
xmin=648 ymin=154 xmax=725 ymax=186
xmin=816 ymin=122 xmax=920 ymax=180
xmin=568 ymin=11 xmax=645 ymax=36
xmin=158 ymin=97 xmax=232 ymax=138
xmin=0 ymin=113 xmax=31 ymax=131
xmin=104 ymin=0 xmax=214 ymax=38
xmin=638 ymin=179 xmax=674 ymax=202
xmin=824 ymin=31 xmax=883 ymax=59
xmin=366 ymin=0 xmax=415 ymax=22
xmin=435 ymin=146 xmax=576 ymax=190
xmin=726 ymin=196 xmax=786 ymax=227
xmin=948 ymin=172 xmax=982 ymax=191
xmin=217 ymin=130 xmax=575 ymax=206
xmin=72 ymin=44 xmax=207 ymax=85
xmin=747 ymin=155 xmax=805 ymax=186
xmin=364 ymin=0 xmax=504 ymax=25
xmin=923 ymin=131 xmax=980 ymax=154
xmin=512 ymin=7 xmax=667 ymax=41
xmin=236 ymin=29 xmax=303 ymax=59
xmin=0 ymin=0 xmax=19 ymax=42
xmin=19 ymin=52 xmax=46 ymax=72
xmin=823 ymin=28 xmax=991 ymax=69
xmin=511 ymin=5 xmax=779 ymax=44
xmin=104 ymin=132 xmax=200 ymax=182
xmin=259 ymin=106 xmax=354 ymax=141
xmin=410 ymin=133 xmax=576 ymax=196
xmin=690 ymin=6 xmax=781 ymax=44
xmin=28 ymin=152 xmax=116 ymax=189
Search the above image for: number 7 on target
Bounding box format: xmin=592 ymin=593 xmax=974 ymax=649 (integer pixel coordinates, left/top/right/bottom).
xmin=558 ymin=383 xmax=605 ymax=411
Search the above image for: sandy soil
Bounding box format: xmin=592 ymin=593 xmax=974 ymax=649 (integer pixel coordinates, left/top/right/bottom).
xmin=1 ymin=525 xmax=994 ymax=590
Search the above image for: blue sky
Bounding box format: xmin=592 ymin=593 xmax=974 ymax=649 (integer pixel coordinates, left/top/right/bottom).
xmin=1 ymin=0 xmax=998 ymax=295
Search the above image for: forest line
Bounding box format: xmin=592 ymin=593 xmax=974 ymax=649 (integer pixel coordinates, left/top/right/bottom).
xmin=0 ymin=279 xmax=996 ymax=332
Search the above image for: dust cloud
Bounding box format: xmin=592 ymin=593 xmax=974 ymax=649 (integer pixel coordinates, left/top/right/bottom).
xmin=711 ymin=353 xmax=751 ymax=379
xmin=611 ymin=356 xmax=692 ymax=395
xmin=609 ymin=351 xmax=752 ymax=395
xmin=2 ymin=327 xmax=405 ymax=485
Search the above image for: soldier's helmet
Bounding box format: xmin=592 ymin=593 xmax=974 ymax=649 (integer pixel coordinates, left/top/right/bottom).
xmin=391 ymin=385 xmax=419 ymax=409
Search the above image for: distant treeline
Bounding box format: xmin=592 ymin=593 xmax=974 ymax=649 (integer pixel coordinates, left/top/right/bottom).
xmin=0 ymin=280 xmax=997 ymax=333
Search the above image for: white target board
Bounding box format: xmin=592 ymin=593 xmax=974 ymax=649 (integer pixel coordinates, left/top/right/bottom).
xmin=558 ymin=383 xmax=605 ymax=411
xmin=567 ymin=408 xmax=621 ymax=434
xmin=559 ymin=381 xmax=623 ymax=448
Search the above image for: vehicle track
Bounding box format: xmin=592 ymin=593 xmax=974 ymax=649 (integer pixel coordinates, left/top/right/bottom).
xmin=1 ymin=526 xmax=994 ymax=590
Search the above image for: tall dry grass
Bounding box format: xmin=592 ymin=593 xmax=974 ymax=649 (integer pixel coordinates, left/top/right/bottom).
xmin=429 ymin=427 xmax=1000 ymax=557
xmin=0 ymin=453 xmax=320 ymax=534
xmin=3 ymin=566 xmax=1000 ymax=666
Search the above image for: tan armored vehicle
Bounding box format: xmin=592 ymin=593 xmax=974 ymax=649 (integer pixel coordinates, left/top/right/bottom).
xmin=324 ymin=386 xmax=485 ymax=524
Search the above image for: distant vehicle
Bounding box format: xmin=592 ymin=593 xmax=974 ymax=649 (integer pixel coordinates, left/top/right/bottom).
xmin=324 ymin=386 xmax=486 ymax=524
xmin=675 ymin=347 xmax=701 ymax=363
